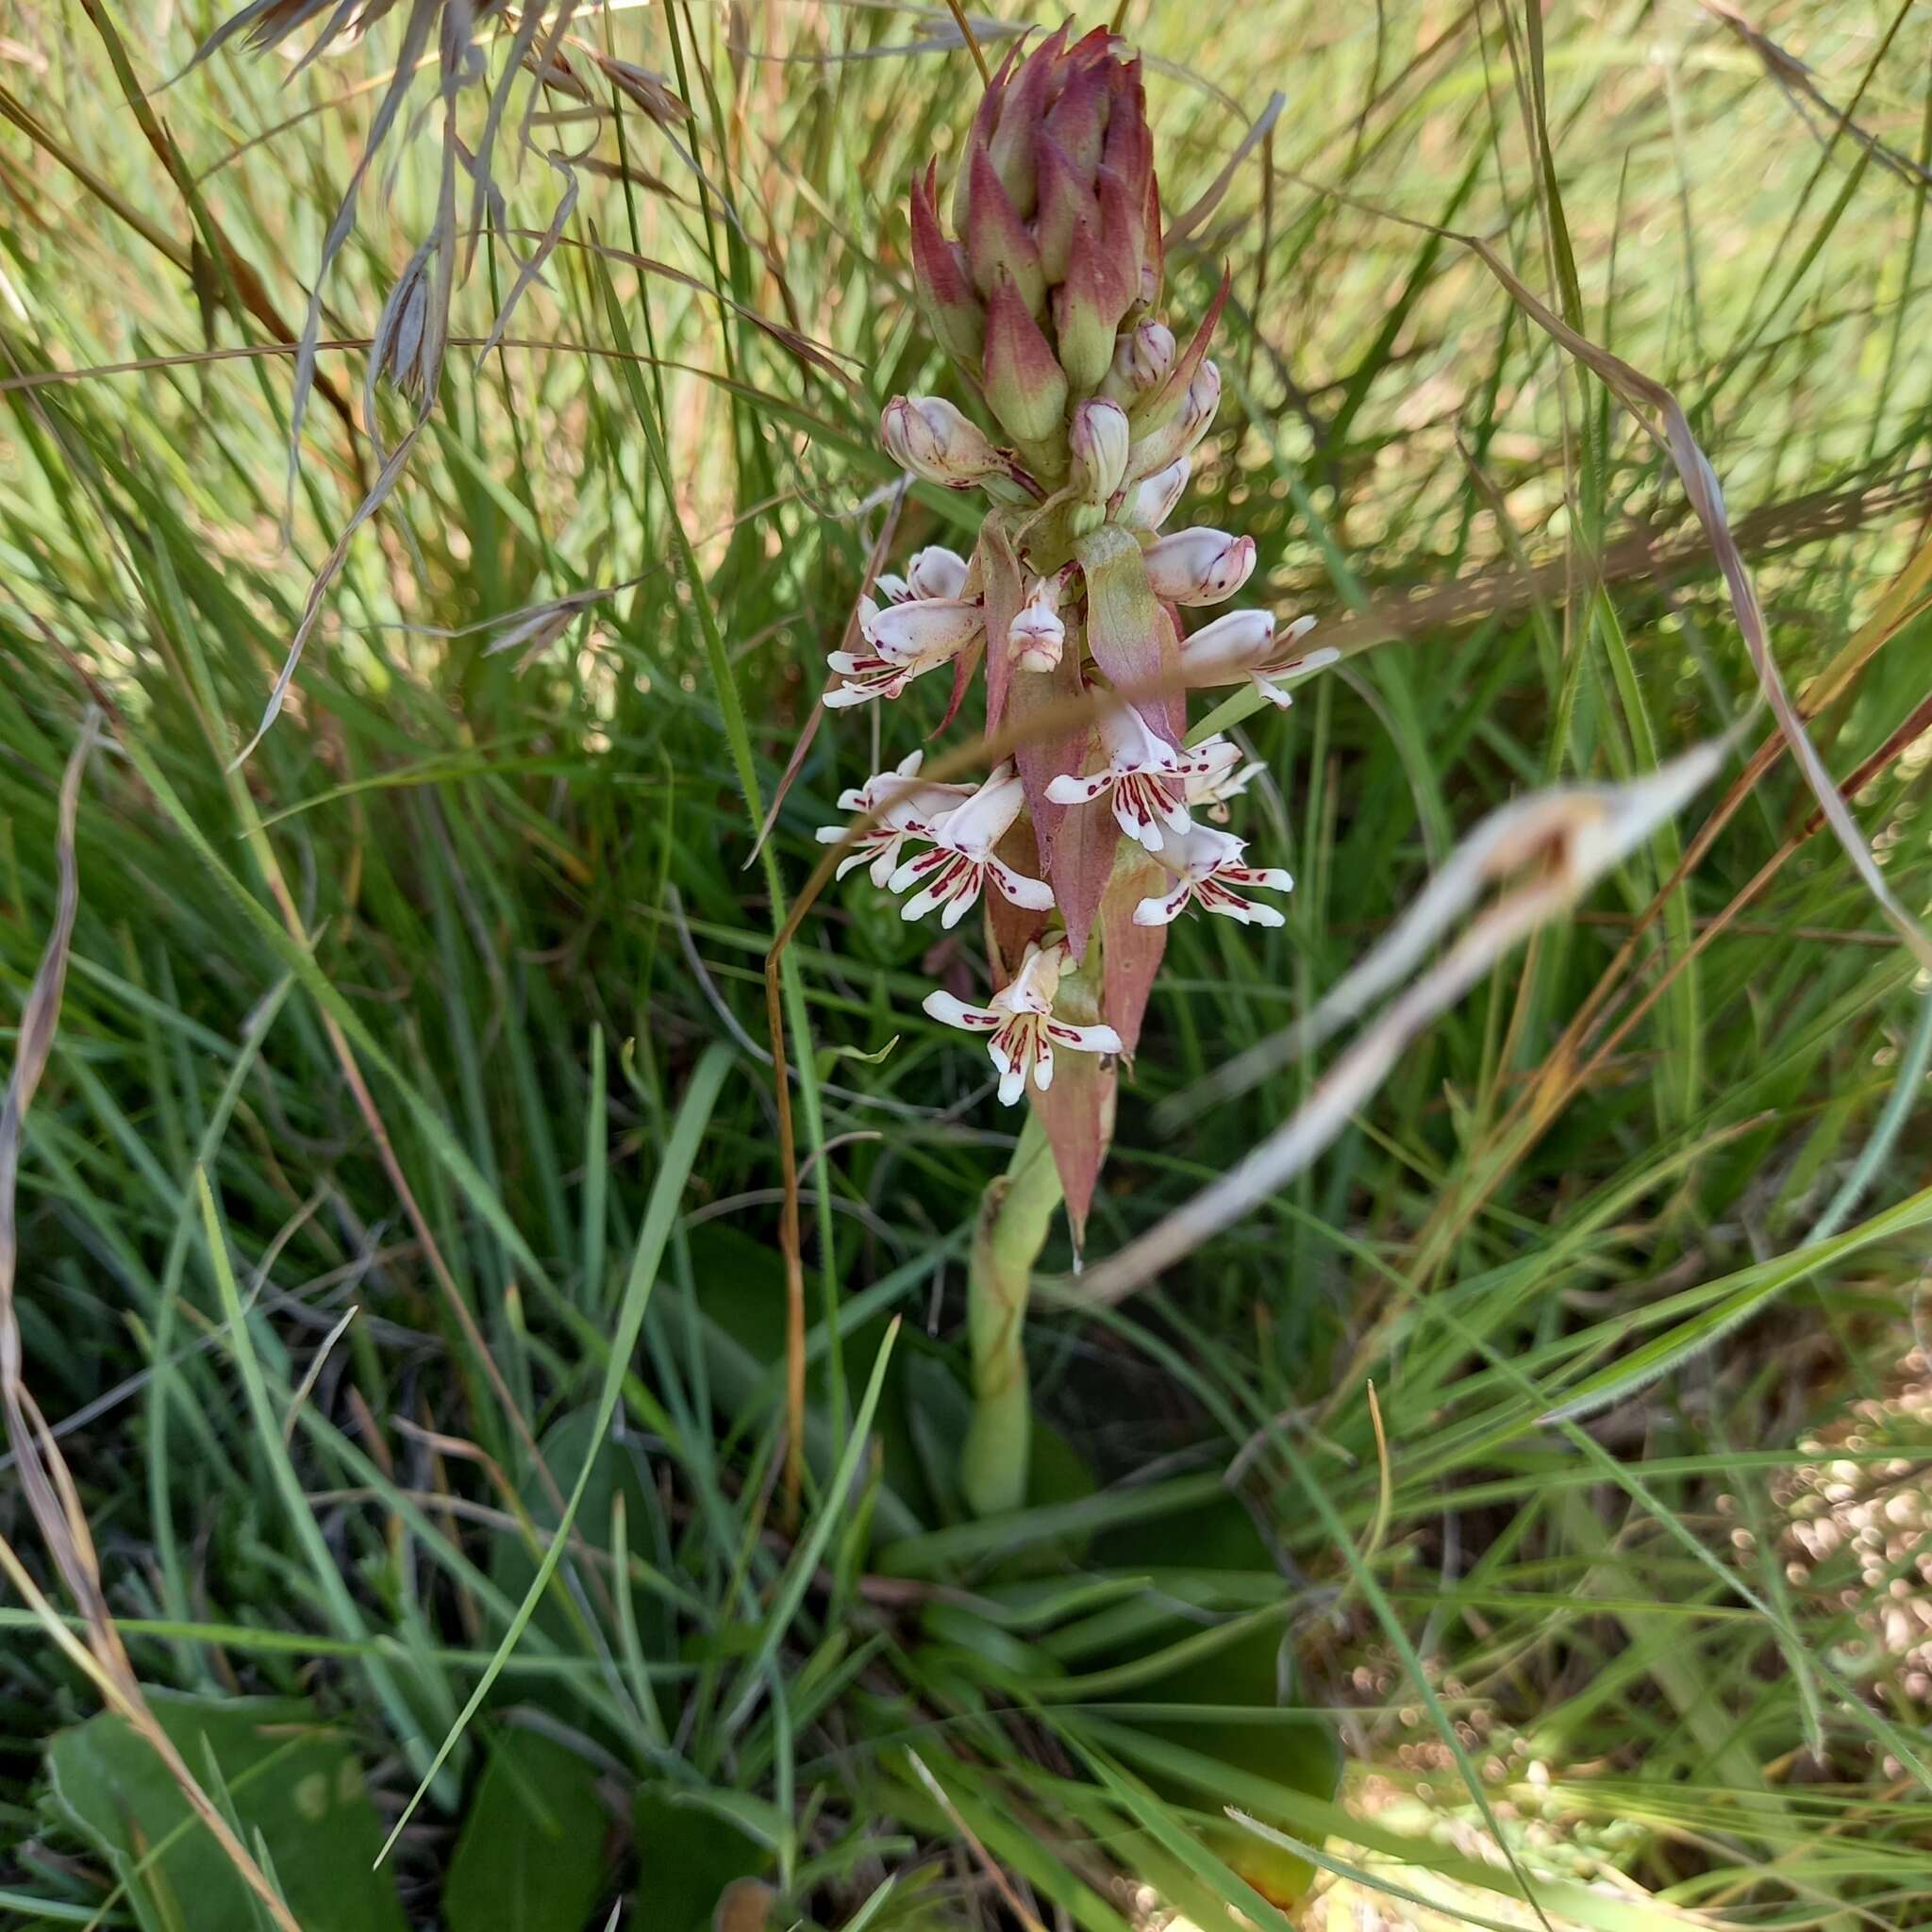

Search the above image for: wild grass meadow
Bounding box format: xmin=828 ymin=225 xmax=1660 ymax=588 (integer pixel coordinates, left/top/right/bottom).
xmin=2 ymin=3 xmax=1931 ymax=1928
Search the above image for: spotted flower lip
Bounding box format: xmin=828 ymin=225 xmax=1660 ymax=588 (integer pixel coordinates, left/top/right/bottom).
xmin=1044 ymin=702 xmax=1218 ymax=852
xmin=1179 ymin=609 xmax=1334 ymax=708
xmin=1132 ymin=822 xmax=1293 ymax=927
xmin=888 ymin=760 xmax=1056 ymax=926
xmin=1142 ymin=527 xmax=1257 ymax=606
xmin=923 ymin=940 xmax=1124 ymax=1105
xmin=815 ymin=749 xmax=974 ymax=886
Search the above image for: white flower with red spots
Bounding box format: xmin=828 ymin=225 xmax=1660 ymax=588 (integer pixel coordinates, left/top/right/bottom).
xmin=1044 ymin=703 xmax=1218 ymax=853
xmin=1179 ymin=609 xmax=1334 ymax=709
xmin=816 ymin=750 xmax=974 ymax=887
xmin=1132 ymin=822 xmax=1293 ymax=927
xmin=824 ymin=583 xmax=985 ymax=708
xmin=1184 ymin=736 xmax=1265 ymax=823
xmin=861 ymin=592 xmax=984 ymax=665
xmin=888 ymin=760 xmax=1055 ymax=927
xmin=923 ymin=941 xmax=1123 ymax=1105
xmin=1142 ymin=527 xmax=1257 ymax=606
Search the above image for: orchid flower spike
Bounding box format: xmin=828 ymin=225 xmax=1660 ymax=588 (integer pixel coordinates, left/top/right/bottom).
xmin=1045 ymin=702 xmax=1218 ymax=852
xmin=888 ymin=760 xmax=1055 ymax=927
xmin=817 ymin=750 xmax=974 ymax=886
xmin=1180 ymin=610 xmax=1334 ymax=708
xmin=1133 ymin=822 xmax=1293 ymax=927
xmin=923 ymin=940 xmax=1123 ymax=1106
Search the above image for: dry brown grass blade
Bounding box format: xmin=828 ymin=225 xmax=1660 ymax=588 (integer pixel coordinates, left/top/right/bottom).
xmin=1460 ymin=235 xmax=1932 ymax=974
xmin=1550 ymin=684 xmax=1932 ymax=1117
xmin=1388 ymin=521 xmax=1932 ymax=1290
xmin=0 ymin=712 xmax=113 ymax=1641
xmin=230 ymin=424 xmax=425 ymax=766
xmin=0 ymin=712 xmax=306 ymax=1932
xmin=1074 ymin=735 xmax=1740 ymax=1305
xmin=941 ymin=0 xmax=991 ymax=86
xmin=1701 ymin=0 xmax=1932 ymax=190
xmin=71 ymin=0 xmax=369 ymax=468
xmin=1314 ymin=467 xmax=1932 ymax=663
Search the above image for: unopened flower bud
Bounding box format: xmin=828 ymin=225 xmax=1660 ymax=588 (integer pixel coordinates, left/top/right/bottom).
xmin=906 ymin=546 xmax=971 ymax=601
xmin=1143 ymin=527 xmax=1256 ymax=605
xmin=1124 ymin=358 xmax=1222 ymax=481
xmin=1107 ymin=320 xmax=1174 ymax=400
xmin=863 ymin=595 xmax=986 ymax=665
xmin=881 ymin=396 xmax=1003 ymax=489
xmin=1069 ymin=399 xmax=1130 ymax=506
xmin=1008 ymin=575 xmax=1066 ymax=674
xmin=1120 ymin=456 xmax=1190 ymax=533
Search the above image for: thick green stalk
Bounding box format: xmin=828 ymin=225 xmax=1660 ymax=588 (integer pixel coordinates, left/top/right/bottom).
xmin=961 ymin=1108 xmax=1062 ymax=1517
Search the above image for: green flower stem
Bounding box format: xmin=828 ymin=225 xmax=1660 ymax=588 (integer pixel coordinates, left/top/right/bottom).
xmin=960 ymin=1108 xmax=1063 ymax=1517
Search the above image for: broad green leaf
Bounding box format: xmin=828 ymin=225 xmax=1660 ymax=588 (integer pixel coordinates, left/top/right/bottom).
xmin=631 ymin=1785 xmax=772 ymax=1932
xmin=443 ymin=1727 xmax=610 ymax=1932
xmin=47 ymin=1694 xmax=404 ymax=1932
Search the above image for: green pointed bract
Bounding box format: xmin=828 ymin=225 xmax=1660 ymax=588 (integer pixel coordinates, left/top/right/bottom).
xmin=911 ymin=162 xmax=985 ymax=372
xmin=1033 ymin=135 xmax=1094 ymax=286
xmin=966 ymin=147 xmax=1046 ymax=318
xmin=1054 ymin=223 xmax=1127 ymax=393
xmin=986 ymin=25 xmax=1062 ymax=218
xmin=983 ymin=275 xmax=1068 ymax=446
xmin=1076 ymin=522 xmax=1181 ymax=740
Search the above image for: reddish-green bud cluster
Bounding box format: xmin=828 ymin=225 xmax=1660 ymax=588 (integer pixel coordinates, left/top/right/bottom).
xmin=911 ymin=25 xmax=1160 ymax=466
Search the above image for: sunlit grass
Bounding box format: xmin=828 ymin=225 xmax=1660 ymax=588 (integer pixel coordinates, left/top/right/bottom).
xmin=2 ymin=3 xmax=1930 ymax=1928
